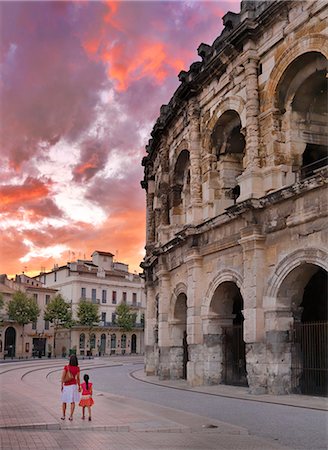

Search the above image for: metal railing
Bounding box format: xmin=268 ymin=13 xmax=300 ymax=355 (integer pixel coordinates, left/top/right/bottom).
xmin=299 ymin=156 xmax=328 ymax=180
xmin=291 ymin=321 xmax=328 ymax=397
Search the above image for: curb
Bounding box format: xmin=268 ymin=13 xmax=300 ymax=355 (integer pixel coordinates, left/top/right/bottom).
xmin=130 ymin=370 xmax=328 ymax=412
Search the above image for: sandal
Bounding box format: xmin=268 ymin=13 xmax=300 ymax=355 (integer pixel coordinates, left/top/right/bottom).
xmin=88 ymin=417 xmax=91 ymax=421
xmin=68 ymin=417 xmax=73 ymax=421
xmin=60 ymin=417 xmax=65 ymax=420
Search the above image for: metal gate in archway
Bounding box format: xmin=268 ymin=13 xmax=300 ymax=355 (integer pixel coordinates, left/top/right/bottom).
xmin=291 ymin=321 xmax=328 ymax=396
xmin=223 ymin=325 xmax=248 ymax=386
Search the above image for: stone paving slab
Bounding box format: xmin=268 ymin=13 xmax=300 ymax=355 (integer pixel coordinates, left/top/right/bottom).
xmin=0 ymin=359 xmax=293 ymax=450
xmin=0 ymin=429 xmax=292 ymax=450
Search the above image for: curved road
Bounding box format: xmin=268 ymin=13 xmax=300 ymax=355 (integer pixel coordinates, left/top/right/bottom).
xmin=86 ymin=362 xmax=327 ymax=450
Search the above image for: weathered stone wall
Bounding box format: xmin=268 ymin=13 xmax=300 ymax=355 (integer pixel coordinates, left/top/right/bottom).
xmin=142 ymin=0 xmax=328 ymax=394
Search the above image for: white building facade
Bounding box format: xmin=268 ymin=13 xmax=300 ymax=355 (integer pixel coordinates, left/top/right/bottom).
xmin=0 ymin=274 xmax=57 ymax=359
xmin=36 ymin=251 xmax=145 ymax=357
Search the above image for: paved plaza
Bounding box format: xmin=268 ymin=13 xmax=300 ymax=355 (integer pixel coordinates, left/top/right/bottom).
xmin=0 ymin=356 xmax=326 ymax=450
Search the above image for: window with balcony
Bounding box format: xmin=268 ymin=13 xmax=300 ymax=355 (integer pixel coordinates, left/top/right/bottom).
xmin=102 ymin=290 xmax=107 ymax=303
xmin=112 ymin=291 xmax=117 ymax=304
xmin=101 ymin=312 xmax=106 ymax=323
xmin=91 ymin=288 xmax=97 ymax=302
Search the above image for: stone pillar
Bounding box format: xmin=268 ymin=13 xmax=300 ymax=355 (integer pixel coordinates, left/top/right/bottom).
xmin=146 ymin=180 xmax=155 ymax=245
xmin=144 ymin=284 xmax=158 ymax=376
xmin=237 ymin=48 xmax=263 ymax=201
xmin=185 ymin=249 xmax=203 ymax=386
xmin=188 ymin=99 xmax=203 ymax=222
xmin=238 ymin=225 xmax=266 ymax=393
xmin=157 ymin=269 xmax=171 ymax=379
xmin=265 ymin=308 xmax=294 ymax=394
xmin=202 ymin=315 xmax=234 ymax=385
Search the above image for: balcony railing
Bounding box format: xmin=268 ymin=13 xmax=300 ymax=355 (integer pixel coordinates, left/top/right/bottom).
xmin=79 ymin=297 xmax=100 ymax=304
xmin=299 ymin=156 xmax=328 ymax=180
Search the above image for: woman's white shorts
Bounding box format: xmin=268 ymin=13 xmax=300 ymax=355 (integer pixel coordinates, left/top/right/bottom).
xmin=61 ymin=384 xmax=80 ymax=403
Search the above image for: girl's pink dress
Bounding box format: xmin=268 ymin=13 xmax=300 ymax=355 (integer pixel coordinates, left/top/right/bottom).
xmin=79 ymin=382 xmax=94 ymax=407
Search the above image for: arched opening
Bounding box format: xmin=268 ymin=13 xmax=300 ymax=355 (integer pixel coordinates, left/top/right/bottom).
xmin=110 ymin=333 xmax=116 ymax=355
xmin=4 ymin=327 xmax=16 ymax=358
xmin=276 ymin=52 xmax=328 ymax=176
xmin=206 ymin=281 xmax=247 ymax=386
xmin=131 ymin=334 xmax=137 ymax=353
xmin=273 ymin=262 xmax=328 ymax=396
xmin=211 ymin=110 xmax=245 ymax=203
xmin=171 ymin=292 xmax=188 ymax=379
xmin=100 ymin=333 xmax=106 ymax=356
xmin=295 ymin=268 xmax=328 ymax=396
xmin=170 ymin=150 xmax=190 ymax=225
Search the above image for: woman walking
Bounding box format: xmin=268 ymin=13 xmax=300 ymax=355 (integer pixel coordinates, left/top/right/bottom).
xmin=61 ymin=354 xmax=81 ymax=421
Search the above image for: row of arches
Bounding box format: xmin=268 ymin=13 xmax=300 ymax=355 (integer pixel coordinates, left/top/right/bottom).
xmin=79 ymin=333 xmax=137 ymax=355
xmin=162 ymin=261 xmax=327 ymax=396
xmin=151 ymin=49 xmax=327 ymax=232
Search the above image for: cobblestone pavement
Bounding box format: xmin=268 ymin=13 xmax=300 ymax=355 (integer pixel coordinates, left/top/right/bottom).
xmin=0 ymin=357 xmax=302 ymax=450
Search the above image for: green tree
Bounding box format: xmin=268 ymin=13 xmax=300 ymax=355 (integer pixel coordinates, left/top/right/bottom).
xmin=116 ymin=303 xmax=136 ymax=332
xmin=76 ymin=300 xmax=100 ymax=354
xmin=7 ymin=291 xmax=40 ymax=355
xmin=44 ymin=294 xmax=73 ymax=356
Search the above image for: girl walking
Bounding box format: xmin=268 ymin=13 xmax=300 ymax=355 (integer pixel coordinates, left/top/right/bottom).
xmin=79 ymin=374 xmax=94 ymax=421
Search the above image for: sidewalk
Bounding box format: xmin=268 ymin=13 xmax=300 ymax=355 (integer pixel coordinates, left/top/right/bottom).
xmin=0 ymin=359 xmax=300 ymax=449
xmin=132 ymin=369 xmax=328 ymax=411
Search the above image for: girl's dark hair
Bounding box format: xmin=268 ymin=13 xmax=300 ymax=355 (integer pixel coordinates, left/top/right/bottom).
xmin=69 ymin=354 xmax=78 ymax=367
xmin=84 ymin=373 xmax=89 ymax=390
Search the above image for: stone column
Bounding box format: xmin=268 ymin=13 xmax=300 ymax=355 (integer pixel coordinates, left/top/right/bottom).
xmin=144 ymin=284 xmax=159 ymax=376
xmin=146 ymin=179 xmax=155 ymax=245
xmin=185 ymin=249 xmax=203 ymax=385
xmin=238 ymin=225 xmax=266 ymax=394
xmin=237 ymin=48 xmax=263 ymax=201
xmin=157 ymin=269 xmax=171 ymax=379
xmin=188 ymin=99 xmax=203 ymax=222
xmin=202 ymin=315 xmax=234 ymax=385
xmin=265 ymin=307 xmax=294 ymax=394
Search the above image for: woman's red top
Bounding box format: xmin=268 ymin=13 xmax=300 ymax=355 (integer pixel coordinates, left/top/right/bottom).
xmin=63 ymin=364 xmax=80 ymax=386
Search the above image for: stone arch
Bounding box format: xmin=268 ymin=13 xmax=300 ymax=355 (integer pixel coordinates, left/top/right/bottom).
xmin=203 ymin=96 xmax=246 ymax=152
xmin=263 ymin=35 xmax=328 ymax=110
xmin=169 ymin=282 xmax=187 ymax=321
xmin=171 ymin=140 xmax=190 ymax=171
xmin=202 ymin=269 xmax=244 ymax=317
xmin=4 ymin=326 xmax=16 ymax=358
xmin=264 ymin=248 xmax=328 ymax=395
xmin=265 ymin=248 xmax=328 ymax=305
xmin=169 ymin=282 xmax=188 ymax=380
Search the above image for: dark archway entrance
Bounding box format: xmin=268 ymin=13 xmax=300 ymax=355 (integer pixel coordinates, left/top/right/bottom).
xmin=293 ymin=268 xmax=328 ymax=396
xmin=4 ymin=327 xmax=16 ymax=358
xmin=223 ymin=289 xmax=247 ymax=386
xmin=131 ymin=334 xmax=137 ymax=353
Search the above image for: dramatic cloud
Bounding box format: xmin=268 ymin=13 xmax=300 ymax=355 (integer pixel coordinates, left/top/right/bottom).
xmin=0 ymin=0 xmax=240 ymax=276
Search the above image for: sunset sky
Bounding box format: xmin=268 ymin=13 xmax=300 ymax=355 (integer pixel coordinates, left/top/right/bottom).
xmin=0 ymin=0 xmax=240 ymax=276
